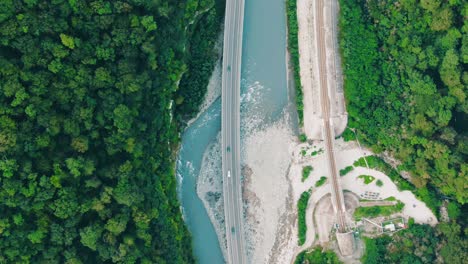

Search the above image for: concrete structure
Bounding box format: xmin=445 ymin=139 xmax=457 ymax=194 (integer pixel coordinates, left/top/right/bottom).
xmin=384 ymin=224 xmax=396 ymax=232
xmin=335 ymin=232 xmax=355 ymax=256
xmin=221 ymin=0 xmax=246 ymax=263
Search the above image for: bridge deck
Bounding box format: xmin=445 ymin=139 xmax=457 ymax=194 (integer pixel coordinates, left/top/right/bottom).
xmin=221 ymin=0 xmax=246 ymax=263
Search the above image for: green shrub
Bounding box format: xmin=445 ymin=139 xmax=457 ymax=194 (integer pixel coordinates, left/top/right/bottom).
xmin=447 ymin=202 xmax=461 ymax=220
xmin=376 ymin=179 xmax=383 ymax=187
xmin=297 ymin=190 xmax=311 ymax=245
xmin=358 ymin=175 xmax=375 ymax=184
xmin=302 ymin=166 xmax=313 ymax=182
xmin=315 ymin=176 xmax=327 ymax=187
xmin=354 ymin=201 xmax=405 ymax=219
xmin=299 ymin=133 xmax=307 ymax=142
xmin=341 ymin=128 xmax=356 ymax=141
xmin=339 ymin=166 xmax=354 ymax=176
xmin=311 ymin=148 xmax=324 ymax=156
xmin=295 ymin=247 xmax=342 ymax=264
xmin=415 ymin=186 xmax=441 ymax=216
xmin=286 ymin=0 xmax=304 ymax=124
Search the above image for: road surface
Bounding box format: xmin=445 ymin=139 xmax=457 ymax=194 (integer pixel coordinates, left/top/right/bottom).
xmin=315 ymin=0 xmax=347 ymax=232
xmin=221 ymin=0 xmax=246 ymax=263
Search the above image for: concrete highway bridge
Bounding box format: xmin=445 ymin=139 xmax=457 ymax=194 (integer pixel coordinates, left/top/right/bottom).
xmin=221 ymin=0 xmax=246 ymax=263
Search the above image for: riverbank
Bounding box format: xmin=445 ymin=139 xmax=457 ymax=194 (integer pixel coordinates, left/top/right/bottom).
xmin=191 ymin=46 xmax=227 ymax=258
xmin=186 ymin=40 xmax=223 ymax=127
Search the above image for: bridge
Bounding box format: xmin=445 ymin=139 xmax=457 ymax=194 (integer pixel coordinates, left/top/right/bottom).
xmin=221 ymin=0 xmax=247 ymax=263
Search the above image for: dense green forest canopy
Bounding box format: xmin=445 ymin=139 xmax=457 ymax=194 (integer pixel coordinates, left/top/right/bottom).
xmin=339 ymin=0 xmax=467 ymax=204
xmin=362 ymin=222 xmax=468 ymax=264
xmin=0 ymin=0 xmax=220 ymax=263
xmin=340 ymin=1 xmax=468 ymax=263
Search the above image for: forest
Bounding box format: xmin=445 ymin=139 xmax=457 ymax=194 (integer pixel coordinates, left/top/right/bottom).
xmin=339 ymin=0 xmax=466 ymax=203
xmin=362 ymin=221 xmax=467 ymax=264
xmin=339 ymin=0 xmax=467 ymax=262
xmin=0 ymin=0 xmax=221 ymax=263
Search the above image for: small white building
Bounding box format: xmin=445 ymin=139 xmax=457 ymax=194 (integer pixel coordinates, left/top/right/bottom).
xmin=384 ymin=223 xmax=395 ymax=232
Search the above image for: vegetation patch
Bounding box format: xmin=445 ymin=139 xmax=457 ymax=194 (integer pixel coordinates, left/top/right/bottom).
xmin=299 ymin=133 xmax=307 ymax=142
xmin=286 ymin=0 xmax=304 ymax=124
xmin=300 ymin=149 xmax=307 ymax=156
xmin=311 ymin=148 xmax=324 ymax=156
xmin=176 ymin=1 xmax=225 ymax=121
xmin=446 ymin=202 xmax=461 ymax=220
xmin=295 ymin=247 xmax=342 ymax=264
xmin=315 ymin=176 xmax=327 ymax=187
xmin=302 ymin=165 xmax=313 ymax=182
xmin=359 ymin=196 xmax=396 ymax=202
xmin=376 ymin=179 xmax=383 ymax=187
xmin=354 ymin=201 xmax=404 ymax=220
xmin=361 ymin=223 xmax=467 ymax=264
xmin=339 ymin=165 xmax=354 ymax=176
xmin=297 ymin=190 xmax=311 ymax=245
xmin=341 ymin=127 xmax=356 ymax=142
xmin=358 ymin=175 xmax=375 ymax=184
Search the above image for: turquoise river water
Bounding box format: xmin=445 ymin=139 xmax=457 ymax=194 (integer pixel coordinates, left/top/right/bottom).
xmin=176 ymin=0 xmax=291 ymax=262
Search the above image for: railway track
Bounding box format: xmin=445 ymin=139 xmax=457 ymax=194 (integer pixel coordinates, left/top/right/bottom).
xmin=315 ymin=0 xmax=347 ymax=233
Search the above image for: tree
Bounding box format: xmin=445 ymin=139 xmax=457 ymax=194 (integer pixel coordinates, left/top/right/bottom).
xmin=80 ymin=225 xmax=103 ymax=251
xmin=440 ymin=49 xmax=461 ymax=87
xmin=141 ymin=16 xmax=157 ymax=32
xmin=430 ymin=8 xmax=453 ymax=31
xmin=60 ymin=34 xmax=75 ymax=49
xmin=105 ymin=214 xmax=129 ymax=236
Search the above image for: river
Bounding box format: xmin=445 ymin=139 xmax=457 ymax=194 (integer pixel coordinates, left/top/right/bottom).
xmin=176 ymin=0 xmax=292 ymax=263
